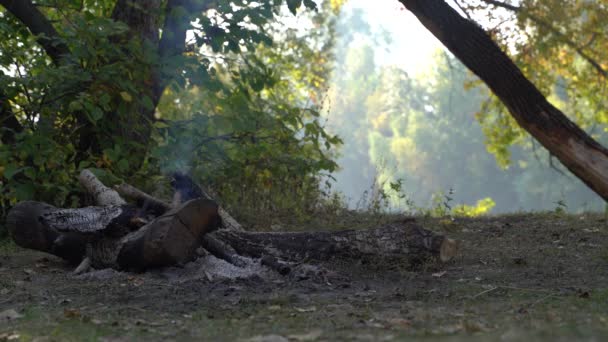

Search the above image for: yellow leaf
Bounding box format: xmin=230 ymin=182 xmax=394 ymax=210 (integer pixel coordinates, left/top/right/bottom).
xmin=120 ymin=92 xmax=132 ymax=102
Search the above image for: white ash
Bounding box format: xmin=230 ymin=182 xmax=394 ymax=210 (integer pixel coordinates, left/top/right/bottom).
xmin=159 ymin=255 xmax=276 ymax=282
xmin=73 ymin=268 xmax=124 ymax=280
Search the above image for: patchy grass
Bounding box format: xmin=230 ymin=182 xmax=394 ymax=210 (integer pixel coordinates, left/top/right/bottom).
xmin=2 ymin=212 xmax=608 ymax=341
xmin=0 ymin=239 xmax=17 ymax=255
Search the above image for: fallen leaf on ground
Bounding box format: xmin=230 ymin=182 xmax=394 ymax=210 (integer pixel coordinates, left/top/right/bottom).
xmin=432 ymin=271 xmax=446 ymax=278
xmin=294 ymin=306 xmax=316 ymax=313
xmin=386 ymin=318 xmax=412 ymax=328
xmin=63 ymin=308 xmax=81 ymax=319
xmin=463 ymin=320 xmax=486 ymax=333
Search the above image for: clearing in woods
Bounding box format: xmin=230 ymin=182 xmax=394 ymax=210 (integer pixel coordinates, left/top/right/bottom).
xmin=1 ymin=213 xmax=608 ymax=341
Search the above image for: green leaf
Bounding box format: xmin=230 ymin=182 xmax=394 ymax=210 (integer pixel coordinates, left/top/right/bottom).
xmin=15 ymin=182 xmax=35 ymax=200
xmin=91 ymin=107 xmax=104 ymax=121
xmin=117 ymin=159 xmax=129 ymax=172
xmin=303 ymin=0 xmax=317 ymax=11
xmin=23 ymin=167 xmax=36 ymax=180
xmin=68 ymin=100 xmax=83 ymax=112
xmin=4 ymin=164 xmax=24 ymax=179
xmin=141 ymin=95 xmax=154 ymax=110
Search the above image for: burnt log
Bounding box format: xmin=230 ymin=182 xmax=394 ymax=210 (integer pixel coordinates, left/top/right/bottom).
xmin=6 ymin=170 xmax=458 ymax=273
xmin=115 ymin=174 xmax=243 ymax=230
xmin=62 ymin=198 xmax=220 ymax=271
xmin=6 ymin=201 xmax=139 ymax=263
xmin=7 ymin=199 xmax=457 ymax=270
xmin=7 ymin=198 xmax=221 ymax=270
xmin=170 ymin=172 xmax=243 ymax=231
xmin=212 ymin=222 xmax=458 ymax=268
xmin=116 ymin=198 xmax=220 ymax=270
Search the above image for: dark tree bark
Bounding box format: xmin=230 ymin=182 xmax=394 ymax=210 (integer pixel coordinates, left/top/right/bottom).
xmin=212 ymin=222 xmax=458 ymax=266
xmin=0 ymin=0 xmax=71 ymax=65
xmin=116 ymin=199 xmax=220 ymax=270
xmin=399 ymin=0 xmax=608 ymax=201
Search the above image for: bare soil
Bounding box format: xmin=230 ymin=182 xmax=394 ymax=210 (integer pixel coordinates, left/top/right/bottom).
xmin=2 ymin=213 xmax=608 ymax=341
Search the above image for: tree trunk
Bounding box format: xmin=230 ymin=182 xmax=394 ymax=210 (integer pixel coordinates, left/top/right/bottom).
xmin=399 ymin=0 xmax=608 ymax=200
xmin=103 ymin=0 xmax=162 ymax=163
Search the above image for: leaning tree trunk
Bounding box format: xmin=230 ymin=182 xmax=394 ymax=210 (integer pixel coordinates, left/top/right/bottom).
xmin=399 ymin=0 xmax=608 ymax=200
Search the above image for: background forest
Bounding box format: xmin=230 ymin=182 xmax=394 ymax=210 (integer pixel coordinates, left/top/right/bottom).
xmin=326 ymin=1 xmax=607 ymax=213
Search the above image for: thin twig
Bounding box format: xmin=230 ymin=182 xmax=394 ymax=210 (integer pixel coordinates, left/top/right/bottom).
xmin=528 ymin=293 xmax=556 ymax=308
xmin=466 ymin=284 xmax=555 ymax=300
xmin=470 ymin=286 xmax=499 ymax=299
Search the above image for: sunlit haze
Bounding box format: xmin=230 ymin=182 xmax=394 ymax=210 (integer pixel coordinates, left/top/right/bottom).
xmin=342 ymin=0 xmax=442 ymax=74
xmin=325 ymin=0 xmax=604 ymax=212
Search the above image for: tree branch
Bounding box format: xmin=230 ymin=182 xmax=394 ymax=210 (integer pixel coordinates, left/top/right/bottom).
xmin=478 ymin=0 xmax=608 ymax=79
xmin=114 ymin=182 xmax=172 ymax=215
xmin=0 ymin=0 xmax=70 ymax=65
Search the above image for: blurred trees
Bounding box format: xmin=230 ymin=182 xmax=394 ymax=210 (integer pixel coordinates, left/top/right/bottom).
xmin=325 ymin=2 xmax=604 ymax=212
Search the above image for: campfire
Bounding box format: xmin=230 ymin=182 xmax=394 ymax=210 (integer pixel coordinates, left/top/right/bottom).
xmin=7 ymin=170 xmax=458 ymax=276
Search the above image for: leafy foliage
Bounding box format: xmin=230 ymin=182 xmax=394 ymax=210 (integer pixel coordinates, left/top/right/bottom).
xmin=0 ymin=0 xmax=343 ymax=228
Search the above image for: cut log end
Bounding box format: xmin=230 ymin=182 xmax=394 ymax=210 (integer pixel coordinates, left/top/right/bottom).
xmin=439 ymin=238 xmax=459 ymax=262
xmin=116 ymin=198 xmax=220 ymax=271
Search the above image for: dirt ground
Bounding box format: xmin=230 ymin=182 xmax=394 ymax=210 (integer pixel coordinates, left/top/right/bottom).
xmin=2 ymin=213 xmax=608 ymax=341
